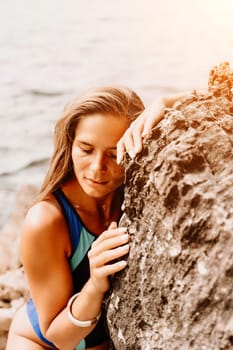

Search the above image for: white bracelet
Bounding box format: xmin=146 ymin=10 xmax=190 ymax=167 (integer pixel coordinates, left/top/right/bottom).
xmin=67 ymin=293 xmax=101 ymax=328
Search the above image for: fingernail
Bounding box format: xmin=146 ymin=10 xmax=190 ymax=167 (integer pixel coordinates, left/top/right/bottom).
xmin=142 ymin=131 xmax=149 ymax=138
xmin=118 ymin=227 xmax=127 ymax=233
xmin=129 ymin=151 xmax=135 ymax=159
xmin=121 ymin=244 xmax=129 ymax=251
xmin=119 ymin=260 xmax=127 ymax=267
xmin=109 ymin=221 xmax=117 ymax=228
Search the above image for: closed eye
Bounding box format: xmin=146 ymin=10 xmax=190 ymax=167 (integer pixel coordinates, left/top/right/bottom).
xmin=80 ymin=147 xmax=93 ymax=154
xmin=77 ymin=141 xmax=93 ymax=154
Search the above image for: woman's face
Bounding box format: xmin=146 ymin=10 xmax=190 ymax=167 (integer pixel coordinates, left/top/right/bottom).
xmin=71 ymin=113 xmax=130 ymax=198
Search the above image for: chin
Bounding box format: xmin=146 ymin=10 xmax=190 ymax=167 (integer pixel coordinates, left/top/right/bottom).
xmin=82 ymin=184 xmax=108 ymax=197
xmin=79 ymin=178 xmax=123 ymax=198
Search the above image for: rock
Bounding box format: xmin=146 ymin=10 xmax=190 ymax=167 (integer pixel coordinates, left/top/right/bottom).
xmin=0 ymin=184 xmax=38 ymax=272
xmin=0 ymin=268 xmax=29 ymax=350
xmin=107 ymin=62 xmax=233 ymax=349
xmin=0 ymin=184 xmax=37 ymax=349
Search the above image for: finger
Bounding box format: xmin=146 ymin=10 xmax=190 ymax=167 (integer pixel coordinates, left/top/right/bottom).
xmin=130 ymin=124 xmax=144 ymax=155
xmin=93 ymin=222 xmax=125 ymax=245
xmin=92 ymin=259 xmax=127 ymax=278
xmin=141 ymin=100 xmax=165 ymax=137
xmin=90 ymin=243 xmax=129 ymax=268
xmin=116 ymin=138 xmax=126 ymax=165
xmin=142 ymin=112 xmax=164 ymax=137
xmin=121 ymin=129 xmax=136 ymax=159
xmin=89 ymin=232 xmax=129 ymax=256
xmin=93 ymin=226 xmax=127 ymax=247
xmin=108 ymin=221 xmax=117 ymax=229
xmin=90 ymin=226 xmax=129 ymax=254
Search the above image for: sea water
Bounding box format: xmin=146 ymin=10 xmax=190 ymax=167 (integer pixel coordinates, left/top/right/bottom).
xmin=1 ymin=0 xmax=233 ymax=228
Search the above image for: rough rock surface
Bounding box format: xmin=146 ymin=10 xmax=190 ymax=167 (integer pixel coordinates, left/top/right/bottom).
xmin=0 ymin=184 xmax=37 ymax=350
xmin=107 ymin=62 xmax=233 ymax=350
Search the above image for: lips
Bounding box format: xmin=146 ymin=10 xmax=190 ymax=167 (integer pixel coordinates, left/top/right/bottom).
xmin=86 ymin=178 xmax=108 ymax=185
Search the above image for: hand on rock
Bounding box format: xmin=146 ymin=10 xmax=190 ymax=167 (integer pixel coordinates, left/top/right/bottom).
xmin=88 ymin=222 xmax=130 ymax=293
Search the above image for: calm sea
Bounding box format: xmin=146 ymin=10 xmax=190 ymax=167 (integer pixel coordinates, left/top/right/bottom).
xmin=0 ymin=0 xmax=233 ymax=227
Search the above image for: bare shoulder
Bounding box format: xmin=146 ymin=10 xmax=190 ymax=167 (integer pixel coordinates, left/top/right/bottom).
xmin=21 ymin=196 xmax=71 ymax=259
xmin=25 ymin=196 xmax=62 ymax=228
xmin=20 ymin=196 xmax=74 ymax=328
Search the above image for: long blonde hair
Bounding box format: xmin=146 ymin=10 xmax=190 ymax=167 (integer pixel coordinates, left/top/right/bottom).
xmin=36 ymin=86 xmax=145 ymax=202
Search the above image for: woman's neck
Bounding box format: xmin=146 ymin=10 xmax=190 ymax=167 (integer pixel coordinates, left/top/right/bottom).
xmin=62 ymin=179 xmax=123 ymax=233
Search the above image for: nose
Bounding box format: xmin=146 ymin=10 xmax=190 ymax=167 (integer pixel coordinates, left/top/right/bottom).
xmin=90 ymin=152 xmax=106 ymax=172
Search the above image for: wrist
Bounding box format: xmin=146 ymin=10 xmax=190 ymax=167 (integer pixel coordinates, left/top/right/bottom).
xmin=67 ymin=284 xmax=104 ymax=328
xmin=67 ymin=293 xmax=102 ymax=327
xmin=85 ymin=279 xmax=107 ymax=298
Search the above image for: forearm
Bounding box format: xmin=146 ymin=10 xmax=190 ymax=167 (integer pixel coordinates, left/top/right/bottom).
xmin=161 ymin=91 xmax=188 ymax=108
xmin=141 ymin=92 xmax=188 ymax=136
xmin=46 ymin=223 xmax=129 ymax=349
xmin=46 ymin=280 xmax=105 ymax=350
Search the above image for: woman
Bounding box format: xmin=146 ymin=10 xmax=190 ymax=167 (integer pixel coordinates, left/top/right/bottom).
xmin=6 ymin=86 xmax=181 ymax=350
xmin=6 ymin=86 xmax=145 ymax=350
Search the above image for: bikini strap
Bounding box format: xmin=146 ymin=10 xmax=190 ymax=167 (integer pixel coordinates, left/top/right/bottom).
xmin=53 ymin=188 xmax=82 ymax=253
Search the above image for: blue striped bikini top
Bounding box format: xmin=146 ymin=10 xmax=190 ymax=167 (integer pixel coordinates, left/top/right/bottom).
xmin=53 ymin=188 xmax=96 ymax=283
xmin=53 ymin=189 xmax=110 ymax=349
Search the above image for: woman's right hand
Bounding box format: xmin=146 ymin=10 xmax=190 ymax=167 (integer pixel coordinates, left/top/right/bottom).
xmin=117 ymin=93 xmax=187 ymax=164
xmin=88 ymin=222 xmax=129 ymax=293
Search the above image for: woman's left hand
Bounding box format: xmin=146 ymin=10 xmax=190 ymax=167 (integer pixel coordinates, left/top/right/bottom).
xmin=88 ymin=222 xmax=130 ymax=294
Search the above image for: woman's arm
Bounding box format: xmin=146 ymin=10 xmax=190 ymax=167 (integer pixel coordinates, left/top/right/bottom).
xmin=117 ymin=92 xmax=187 ymax=164
xmin=21 ymin=203 xmax=129 ymax=350
xmin=46 ymin=223 xmax=129 ymax=350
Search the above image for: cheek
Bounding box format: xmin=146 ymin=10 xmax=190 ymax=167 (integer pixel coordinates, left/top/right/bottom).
xmin=72 ymin=147 xmax=83 ymax=165
xmin=71 ymin=145 xmax=77 ymax=158
xmin=71 ymin=150 xmax=84 ymax=176
xmin=112 ymin=164 xmax=125 ymax=179
xmin=71 ymin=149 xmax=77 ymax=169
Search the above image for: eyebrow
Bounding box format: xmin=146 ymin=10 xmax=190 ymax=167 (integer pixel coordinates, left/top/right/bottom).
xmin=78 ymin=141 xmax=92 ymax=146
xmin=78 ymin=141 xmax=116 ymax=150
